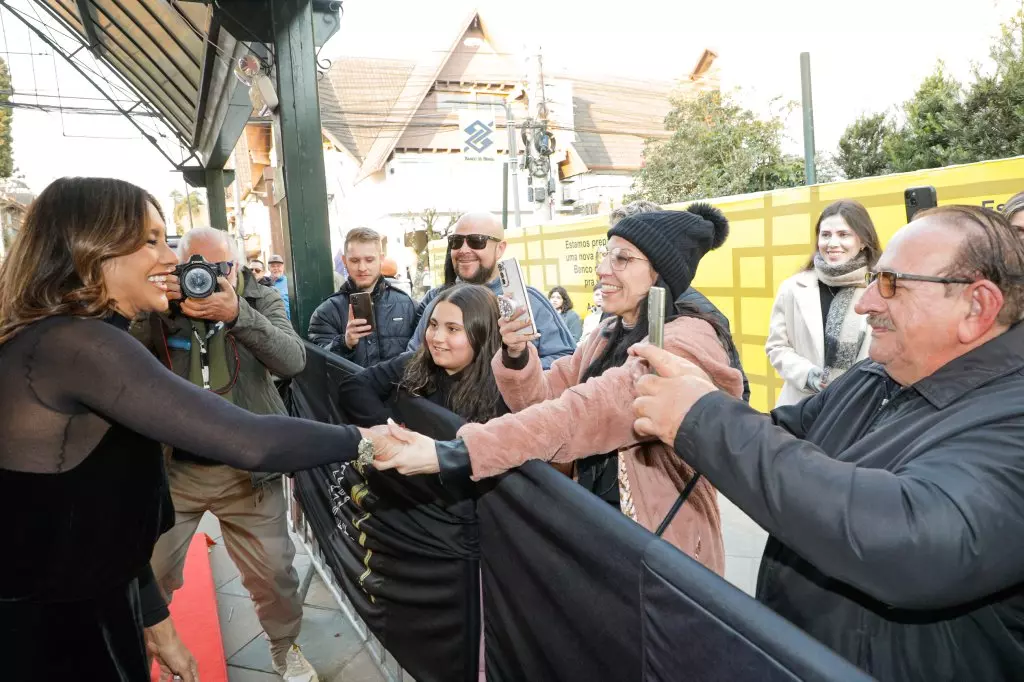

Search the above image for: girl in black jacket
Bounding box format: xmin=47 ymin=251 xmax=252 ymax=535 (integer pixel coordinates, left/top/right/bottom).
xmin=339 ymin=283 xmax=507 ymax=425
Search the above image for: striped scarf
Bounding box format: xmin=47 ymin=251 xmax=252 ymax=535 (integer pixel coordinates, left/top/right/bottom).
xmin=813 ymin=252 xmax=868 ymax=382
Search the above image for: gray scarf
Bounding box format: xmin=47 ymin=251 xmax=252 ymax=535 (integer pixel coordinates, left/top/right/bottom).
xmin=813 ymin=252 xmax=868 ymax=382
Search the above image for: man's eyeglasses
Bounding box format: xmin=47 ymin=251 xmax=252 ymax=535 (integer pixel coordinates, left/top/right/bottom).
xmin=448 ymin=234 xmax=501 ymax=250
xmin=596 ymin=245 xmax=649 ymax=271
xmin=866 ymin=270 xmax=975 ymax=299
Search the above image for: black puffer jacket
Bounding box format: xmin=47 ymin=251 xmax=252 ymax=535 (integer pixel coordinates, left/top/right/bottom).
xmin=308 ymin=277 xmax=416 ymax=368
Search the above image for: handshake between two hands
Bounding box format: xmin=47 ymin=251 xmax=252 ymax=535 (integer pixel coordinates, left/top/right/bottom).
xmin=358 ymin=420 xmax=442 ymax=475
xmin=355 ymin=344 xmax=719 ymax=478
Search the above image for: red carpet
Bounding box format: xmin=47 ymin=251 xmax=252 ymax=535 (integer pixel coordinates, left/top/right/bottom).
xmin=151 ymin=533 xmax=228 ymax=682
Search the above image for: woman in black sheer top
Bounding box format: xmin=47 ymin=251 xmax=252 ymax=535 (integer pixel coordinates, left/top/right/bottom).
xmin=0 ymin=178 xmax=367 ymax=681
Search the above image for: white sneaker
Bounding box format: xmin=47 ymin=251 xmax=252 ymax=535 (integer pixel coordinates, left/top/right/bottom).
xmin=272 ymin=644 xmax=319 ymax=682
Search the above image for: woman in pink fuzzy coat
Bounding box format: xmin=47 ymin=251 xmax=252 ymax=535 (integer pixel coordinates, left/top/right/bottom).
xmin=374 ymin=205 xmax=742 ymax=573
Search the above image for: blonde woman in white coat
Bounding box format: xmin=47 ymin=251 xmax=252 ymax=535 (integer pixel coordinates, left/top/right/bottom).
xmin=766 ymin=200 xmax=883 ymax=407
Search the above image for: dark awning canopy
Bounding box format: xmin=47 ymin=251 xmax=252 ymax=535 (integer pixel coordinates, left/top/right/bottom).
xmin=10 ymin=0 xmax=339 ymax=170
xmin=18 ymin=0 xmax=258 ymax=169
xmin=43 ymin=0 xmax=207 ymax=142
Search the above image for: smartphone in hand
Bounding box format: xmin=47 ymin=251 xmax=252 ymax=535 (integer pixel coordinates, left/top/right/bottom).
xmin=498 ymin=258 xmax=537 ymax=336
xmin=647 ymin=286 xmax=666 ymax=350
xmin=350 ymin=292 xmax=375 ymax=332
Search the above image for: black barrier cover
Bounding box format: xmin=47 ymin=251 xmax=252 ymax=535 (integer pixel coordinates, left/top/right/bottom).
xmin=289 ymin=343 xmax=875 ymax=682
xmin=288 ymin=343 xmax=481 ymax=682
xmin=478 ymin=461 xmax=876 ymax=682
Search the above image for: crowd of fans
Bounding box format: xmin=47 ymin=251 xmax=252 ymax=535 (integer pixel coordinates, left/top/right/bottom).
xmin=4 ymin=180 xmax=1024 ymax=682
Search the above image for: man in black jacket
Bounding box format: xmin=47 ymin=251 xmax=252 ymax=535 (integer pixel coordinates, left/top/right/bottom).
xmin=308 ymin=227 xmax=416 ymax=367
xmin=631 ymin=205 xmax=1024 ymax=682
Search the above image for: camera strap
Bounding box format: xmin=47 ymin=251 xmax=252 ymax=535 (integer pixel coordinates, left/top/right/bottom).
xmin=191 ymin=322 xmax=224 ymax=390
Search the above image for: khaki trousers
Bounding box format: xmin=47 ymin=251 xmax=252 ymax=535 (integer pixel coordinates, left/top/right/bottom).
xmin=151 ymin=459 xmax=302 ymax=665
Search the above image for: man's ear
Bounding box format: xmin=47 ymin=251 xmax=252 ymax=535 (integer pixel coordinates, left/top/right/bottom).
xmin=959 ymin=280 xmax=1005 ymax=343
xmin=495 ymin=240 xmax=507 ymax=260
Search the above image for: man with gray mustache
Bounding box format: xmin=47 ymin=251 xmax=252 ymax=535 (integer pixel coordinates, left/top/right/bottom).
xmin=630 ymin=205 xmax=1024 ymax=682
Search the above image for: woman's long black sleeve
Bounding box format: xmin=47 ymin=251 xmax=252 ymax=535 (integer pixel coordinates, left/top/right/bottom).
xmin=35 ymin=318 xmax=361 ymax=472
xmin=336 ymin=352 xmax=412 ymax=427
xmin=137 ymin=563 xmax=169 ymax=627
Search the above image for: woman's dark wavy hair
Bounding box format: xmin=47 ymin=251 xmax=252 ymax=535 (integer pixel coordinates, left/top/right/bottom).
xmin=803 ymin=199 xmax=882 ymax=270
xmin=548 ymin=285 xmax=573 ymax=312
xmin=400 ymin=283 xmax=504 ymax=423
xmin=442 ymin=238 xmax=458 ymax=288
xmin=0 ymin=177 xmax=164 ymax=344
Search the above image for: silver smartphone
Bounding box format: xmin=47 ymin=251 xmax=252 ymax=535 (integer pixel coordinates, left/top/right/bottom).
xmin=497 ymin=257 xmax=538 ymax=336
xmin=648 ymin=286 xmax=666 ymax=349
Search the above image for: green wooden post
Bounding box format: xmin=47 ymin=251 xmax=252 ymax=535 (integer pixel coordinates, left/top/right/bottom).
xmin=205 ymin=168 xmax=229 ymax=230
xmin=271 ymin=0 xmax=332 ymax=336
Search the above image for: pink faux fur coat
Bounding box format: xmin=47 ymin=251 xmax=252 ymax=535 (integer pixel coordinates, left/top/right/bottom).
xmin=457 ymin=315 xmax=744 ymax=574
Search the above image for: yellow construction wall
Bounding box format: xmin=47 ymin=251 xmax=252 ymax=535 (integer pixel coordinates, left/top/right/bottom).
xmin=430 ymin=156 xmax=1024 ymax=412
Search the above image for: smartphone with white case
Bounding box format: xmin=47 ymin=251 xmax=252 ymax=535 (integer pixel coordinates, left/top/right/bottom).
xmin=497 ymin=258 xmax=537 ymax=336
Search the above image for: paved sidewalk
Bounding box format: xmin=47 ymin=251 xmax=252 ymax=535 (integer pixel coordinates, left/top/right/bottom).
xmin=192 ymin=513 xmax=385 ymax=682
xmin=719 ymin=492 xmax=769 ymax=596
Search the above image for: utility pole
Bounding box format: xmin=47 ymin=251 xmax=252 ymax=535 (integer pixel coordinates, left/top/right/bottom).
xmin=536 ymin=53 xmax=553 ymax=221
xmin=504 ymin=99 xmax=522 ymax=229
xmin=524 ymin=48 xmax=555 ymax=222
xmin=800 ymin=52 xmax=817 ymax=185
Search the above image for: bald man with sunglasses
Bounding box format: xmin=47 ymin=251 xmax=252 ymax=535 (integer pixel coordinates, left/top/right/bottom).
xmin=407 ymin=212 xmax=575 ymax=368
xmin=628 ymin=205 xmax=1024 ymax=682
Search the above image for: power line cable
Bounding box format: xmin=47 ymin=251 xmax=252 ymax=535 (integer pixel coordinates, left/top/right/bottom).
xmin=2 ymin=99 xmax=161 ymax=115
xmin=17 ymin=1 xmax=193 ymax=152
xmin=0 ymin=87 xmax=139 ymax=103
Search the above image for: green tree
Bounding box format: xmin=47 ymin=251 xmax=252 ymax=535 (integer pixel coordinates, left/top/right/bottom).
xmin=627 ymin=90 xmax=806 ymax=204
xmin=883 ymin=65 xmax=967 ymax=172
xmin=814 ymin=152 xmax=842 ymax=184
xmin=169 ymin=189 xmax=207 ymax=232
xmin=833 ymin=10 xmax=1024 ymax=178
xmin=958 ymin=9 xmax=1024 ymax=162
xmin=405 ymin=208 xmax=460 ymax=297
xmin=0 ymin=58 xmax=14 ymax=179
xmin=835 ymin=113 xmax=895 ymax=179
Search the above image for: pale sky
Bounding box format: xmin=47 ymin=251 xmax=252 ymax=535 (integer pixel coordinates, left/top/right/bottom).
xmin=2 ymin=0 xmax=1021 ymax=208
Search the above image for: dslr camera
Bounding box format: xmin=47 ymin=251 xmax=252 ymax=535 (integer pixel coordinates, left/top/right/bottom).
xmin=174 ymin=255 xmax=231 ymax=299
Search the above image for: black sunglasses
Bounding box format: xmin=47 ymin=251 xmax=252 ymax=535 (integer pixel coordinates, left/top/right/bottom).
xmin=866 ymin=270 xmax=975 ymax=299
xmin=448 ymin=234 xmax=501 ymax=250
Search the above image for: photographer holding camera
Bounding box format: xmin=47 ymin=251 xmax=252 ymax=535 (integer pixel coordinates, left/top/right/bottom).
xmin=132 ymin=227 xmax=318 ymax=682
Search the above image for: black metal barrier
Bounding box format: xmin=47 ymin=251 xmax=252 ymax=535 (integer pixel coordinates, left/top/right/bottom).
xmin=287 ymin=342 xmax=875 ymax=682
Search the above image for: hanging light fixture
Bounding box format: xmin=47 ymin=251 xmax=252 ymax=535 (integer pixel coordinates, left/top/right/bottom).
xmin=234 ymin=54 xmax=262 ymax=86
xmin=463 ymin=16 xmax=484 ymax=48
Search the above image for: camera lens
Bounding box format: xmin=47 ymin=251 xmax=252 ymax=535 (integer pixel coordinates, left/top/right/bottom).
xmin=183 ymin=267 xmax=215 ymax=298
